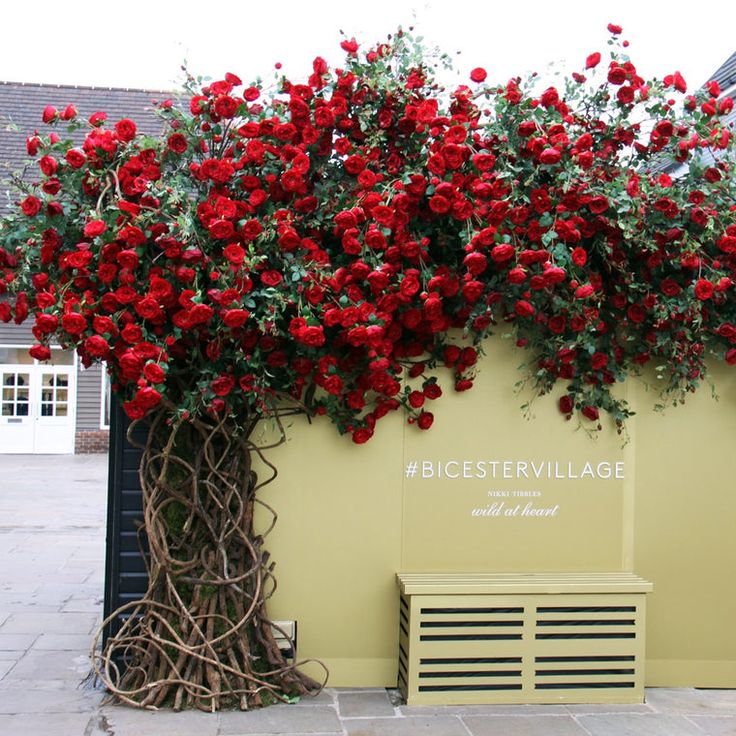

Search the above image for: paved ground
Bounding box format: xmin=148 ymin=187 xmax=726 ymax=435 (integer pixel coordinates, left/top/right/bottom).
xmin=1 ymin=453 xmax=736 ymax=735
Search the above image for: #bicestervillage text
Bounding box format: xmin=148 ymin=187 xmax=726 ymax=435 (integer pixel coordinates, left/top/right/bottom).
xmin=414 ymin=460 xmax=625 ymax=480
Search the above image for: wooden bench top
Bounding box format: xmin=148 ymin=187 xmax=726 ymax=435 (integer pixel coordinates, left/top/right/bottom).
xmin=396 ymin=572 xmax=653 ymax=595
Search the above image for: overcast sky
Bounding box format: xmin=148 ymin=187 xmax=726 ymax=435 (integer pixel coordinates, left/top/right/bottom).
xmin=1 ymin=1 xmax=733 ymax=93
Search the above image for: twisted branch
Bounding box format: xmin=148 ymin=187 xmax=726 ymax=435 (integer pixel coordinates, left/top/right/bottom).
xmin=91 ymin=410 xmax=327 ymax=710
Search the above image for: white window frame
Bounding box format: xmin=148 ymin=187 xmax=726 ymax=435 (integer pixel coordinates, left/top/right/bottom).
xmin=100 ymin=364 xmax=111 ymax=430
xmin=0 ymin=343 xmax=76 ymax=367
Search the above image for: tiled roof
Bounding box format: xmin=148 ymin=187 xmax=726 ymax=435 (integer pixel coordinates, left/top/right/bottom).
xmin=706 ymin=51 xmax=736 ymax=91
xmin=0 ymin=81 xmax=177 ymax=214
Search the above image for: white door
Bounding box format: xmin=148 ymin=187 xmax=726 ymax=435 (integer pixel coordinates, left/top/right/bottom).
xmin=0 ymin=367 xmax=34 ymax=452
xmin=0 ymin=348 xmax=76 ymax=454
xmin=35 ymin=368 xmax=74 ymax=453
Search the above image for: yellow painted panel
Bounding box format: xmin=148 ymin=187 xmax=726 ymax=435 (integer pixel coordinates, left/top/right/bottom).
xmin=252 ymin=412 xmax=403 ymax=678
xmin=633 ymin=361 xmax=736 ymax=683
xmin=401 ymin=337 xmax=627 ymax=573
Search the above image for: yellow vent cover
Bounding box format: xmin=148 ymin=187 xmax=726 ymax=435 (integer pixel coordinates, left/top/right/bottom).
xmin=397 ymin=573 xmax=653 ymax=705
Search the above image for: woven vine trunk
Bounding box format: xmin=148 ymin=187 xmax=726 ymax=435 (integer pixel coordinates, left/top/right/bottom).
xmin=93 ymin=409 xmax=324 ymax=710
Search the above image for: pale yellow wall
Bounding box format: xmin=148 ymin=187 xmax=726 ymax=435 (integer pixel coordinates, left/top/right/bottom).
xmin=633 ymin=362 xmax=736 ymax=686
xmin=254 ymin=336 xmax=736 ymax=687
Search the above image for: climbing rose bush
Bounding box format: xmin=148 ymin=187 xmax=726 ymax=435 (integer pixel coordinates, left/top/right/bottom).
xmin=2 ymin=26 xmax=736 ymax=437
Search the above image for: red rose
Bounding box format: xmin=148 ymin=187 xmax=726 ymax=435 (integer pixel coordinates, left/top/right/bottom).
xmin=84 ymin=220 xmax=107 ymax=238
xmin=136 ymin=386 xmax=162 ymax=410
xmin=575 ymin=284 xmax=595 ymax=299
xmin=585 ymin=52 xmax=601 ymax=69
xmin=627 ymin=304 xmax=646 ymax=324
xmin=117 ymin=249 xmax=140 ymax=270
xmin=429 ymin=195 xmax=451 ymax=214
xmin=167 ymin=133 xmax=188 ymax=153
xmin=88 ymin=111 xmax=107 ymax=126
xmin=121 ymin=324 xmax=143 ymax=343
xmin=85 ymin=335 xmax=110 ymax=358
xmin=92 ymin=316 xmax=116 ymax=335
xmin=417 ymin=411 xmax=434 ymax=430
xmin=399 ymin=273 xmax=420 ymax=297
xmin=470 ymin=67 xmax=487 ymax=83
xmin=223 ymin=309 xmax=250 ymax=328
xmin=115 ymin=118 xmax=137 ymax=142
xmin=591 ymin=352 xmax=608 ymax=370
xmin=261 ymin=270 xmax=283 ymax=287
xmin=343 ymin=155 xmax=366 ymax=175
xmin=559 ymin=395 xmax=574 ymax=414
xmin=119 ymin=351 xmax=144 ymax=380
xmin=408 ymin=390 xmax=425 ymax=409
xmin=21 ymin=196 xmax=42 ymax=217
xmin=423 ymin=383 xmax=442 ymax=400
xmin=208 ymin=219 xmax=235 ymax=240
xmin=462 ymin=280 xmax=484 ymax=303
xmin=514 ymin=300 xmax=535 ymax=318
xmin=463 ymin=252 xmax=488 ymax=275
xmin=35 ymin=313 xmax=58 ymax=333
xmin=213 ymin=95 xmax=239 ymax=118
xmin=588 ymin=196 xmax=609 ymax=214
xmin=571 ymin=247 xmax=587 ymax=267
xmin=143 ymin=362 xmax=166 ymax=384
xmin=211 ymin=375 xmax=236 ymax=396
xmin=61 ymin=312 xmax=87 ymax=336
xmin=548 ymin=315 xmax=567 ymax=334
xmin=135 ymin=296 xmax=161 ymax=321
xmin=607 ymin=23 xmax=623 ymax=34
xmin=582 ymin=406 xmax=600 ymax=421
xmin=726 ymin=349 xmax=736 ymax=366
xmin=122 ymin=400 xmax=145 ymax=420
xmin=189 ymin=304 xmax=214 ymax=324
xmin=223 ymin=243 xmax=246 ymax=265
xmin=39 ymin=155 xmax=58 ymax=176
xmin=352 ymin=427 xmax=373 ymax=444
xmin=490 ymin=244 xmax=514 ymax=262
xmin=323 ymin=374 xmax=343 ymax=395
xmin=539 ymin=148 xmax=561 ymax=165
xmin=694 ymin=279 xmax=714 ymax=301
xmin=42 ymin=105 xmax=57 ymax=123
xmin=29 ymin=344 xmax=51 ymax=361
xmin=661 ymin=278 xmax=681 ymax=297
xmin=64 ymin=149 xmax=86 ymax=168
xmin=340 ymin=37 xmax=359 ymax=54
xmin=118 ymin=225 xmax=146 ymax=246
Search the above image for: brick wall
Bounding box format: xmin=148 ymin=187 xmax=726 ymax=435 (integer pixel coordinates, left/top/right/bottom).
xmin=75 ymin=429 xmax=109 ymax=454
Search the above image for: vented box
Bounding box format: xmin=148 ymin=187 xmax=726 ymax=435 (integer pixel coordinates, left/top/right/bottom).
xmin=397 ymin=573 xmax=653 ymax=705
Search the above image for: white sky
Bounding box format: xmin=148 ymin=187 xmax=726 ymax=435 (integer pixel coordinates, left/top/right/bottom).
xmin=0 ymin=1 xmax=733 ymax=93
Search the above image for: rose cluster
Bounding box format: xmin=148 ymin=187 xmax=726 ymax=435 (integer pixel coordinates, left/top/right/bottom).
xmin=2 ymin=26 xmax=736 ymax=440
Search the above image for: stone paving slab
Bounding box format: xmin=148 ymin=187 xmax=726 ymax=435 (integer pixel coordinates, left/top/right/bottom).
xmin=0 ymin=686 xmax=103 ymax=714
xmin=644 ymin=687 xmax=736 ymax=714
xmin=219 ymin=705 xmax=342 ymax=734
xmin=577 ymin=713 xmax=707 ymax=735
xmin=3 ymin=649 xmax=92 ymax=681
xmin=463 ymin=714 xmax=589 ymax=735
xmin=343 ymin=715 xmax=469 ymax=735
xmin=31 ymin=633 xmax=95 ymax=651
xmin=0 ymin=713 xmax=92 ymax=736
xmin=95 ymin=707 xmax=221 ymax=736
xmin=0 ymin=611 xmax=99 ymax=634
xmin=337 ymin=689 xmax=396 ymax=717
xmin=687 ymin=716 xmax=736 ymax=735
